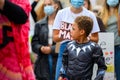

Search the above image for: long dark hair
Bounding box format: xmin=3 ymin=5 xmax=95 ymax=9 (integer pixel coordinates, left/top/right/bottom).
xmin=84 ymin=0 xmax=92 ymax=10
xmin=53 ymin=0 xmax=63 ymax=12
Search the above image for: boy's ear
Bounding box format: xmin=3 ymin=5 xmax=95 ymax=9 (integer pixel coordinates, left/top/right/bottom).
xmin=79 ymin=29 xmax=85 ymax=35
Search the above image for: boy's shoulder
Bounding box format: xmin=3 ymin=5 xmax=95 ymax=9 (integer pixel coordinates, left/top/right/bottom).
xmin=63 ymin=40 xmax=101 ymax=48
xmin=90 ymin=41 xmax=102 ymax=50
xmin=67 ymin=40 xmax=75 ymax=44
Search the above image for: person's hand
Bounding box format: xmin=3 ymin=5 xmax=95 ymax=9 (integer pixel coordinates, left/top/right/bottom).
xmin=58 ymin=77 xmax=63 ymax=80
xmin=0 ymin=0 xmax=5 ymax=10
xmin=94 ymin=71 xmax=105 ymax=80
xmin=41 ymin=46 xmax=51 ymax=54
xmin=58 ymin=77 xmax=68 ymax=80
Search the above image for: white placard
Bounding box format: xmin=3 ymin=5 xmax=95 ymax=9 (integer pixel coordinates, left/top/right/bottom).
xmin=92 ymin=33 xmax=115 ymax=80
xmin=99 ymin=33 xmax=115 ymax=80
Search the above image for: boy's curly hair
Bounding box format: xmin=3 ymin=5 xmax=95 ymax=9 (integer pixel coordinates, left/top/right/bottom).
xmin=75 ymin=16 xmax=93 ymax=37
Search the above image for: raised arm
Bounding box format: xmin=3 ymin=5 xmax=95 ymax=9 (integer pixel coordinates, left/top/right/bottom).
xmin=0 ymin=0 xmax=28 ymax=24
xmin=0 ymin=0 xmax=5 ymax=10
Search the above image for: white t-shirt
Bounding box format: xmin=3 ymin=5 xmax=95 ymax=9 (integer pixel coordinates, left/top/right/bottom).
xmin=48 ymin=25 xmax=53 ymax=45
xmin=53 ymin=7 xmax=100 ymax=40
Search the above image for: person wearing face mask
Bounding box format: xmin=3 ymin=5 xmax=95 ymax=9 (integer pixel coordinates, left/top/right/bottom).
xmin=52 ymin=0 xmax=100 ymax=80
xmin=100 ymin=0 xmax=120 ymax=80
xmin=31 ymin=0 xmax=62 ymax=80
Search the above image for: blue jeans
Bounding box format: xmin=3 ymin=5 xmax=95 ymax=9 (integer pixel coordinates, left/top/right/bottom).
xmin=115 ymin=45 xmax=120 ymax=80
xmin=48 ymin=54 xmax=52 ymax=80
xmin=55 ymin=40 xmax=70 ymax=80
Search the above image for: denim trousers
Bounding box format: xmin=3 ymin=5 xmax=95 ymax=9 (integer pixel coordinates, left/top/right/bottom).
xmin=115 ymin=45 xmax=120 ymax=80
xmin=55 ymin=40 xmax=70 ymax=80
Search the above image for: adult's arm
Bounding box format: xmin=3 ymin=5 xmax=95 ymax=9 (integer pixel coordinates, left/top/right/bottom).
xmin=31 ymin=23 xmax=43 ymax=55
xmin=0 ymin=0 xmax=28 ymax=24
xmin=53 ymin=10 xmax=64 ymax=42
xmin=53 ymin=29 xmax=64 ymax=42
xmin=0 ymin=0 xmax=4 ymax=10
xmin=31 ymin=0 xmax=38 ymax=22
xmin=89 ymin=32 xmax=99 ymax=43
xmin=89 ymin=11 xmax=100 ymax=43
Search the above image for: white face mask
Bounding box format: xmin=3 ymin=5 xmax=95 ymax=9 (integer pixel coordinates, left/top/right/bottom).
xmin=44 ymin=5 xmax=55 ymax=15
xmin=70 ymin=0 xmax=84 ymax=8
xmin=107 ymin=0 xmax=119 ymax=7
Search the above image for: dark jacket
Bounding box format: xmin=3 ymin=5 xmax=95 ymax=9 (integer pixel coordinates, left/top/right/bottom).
xmin=97 ymin=17 xmax=106 ymax=32
xmin=31 ymin=17 xmax=58 ymax=80
xmin=60 ymin=41 xmax=107 ymax=80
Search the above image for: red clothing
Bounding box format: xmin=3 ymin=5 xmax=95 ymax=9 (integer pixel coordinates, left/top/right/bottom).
xmin=0 ymin=0 xmax=35 ymax=80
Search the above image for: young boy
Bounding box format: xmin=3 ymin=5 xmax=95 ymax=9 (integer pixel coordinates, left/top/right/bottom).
xmin=58 ymin=16 xmax=107 ymax=80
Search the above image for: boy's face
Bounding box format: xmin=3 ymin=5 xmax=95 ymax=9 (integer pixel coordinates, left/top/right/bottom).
xmin=71 ymin=22 xmax=82 ymax=40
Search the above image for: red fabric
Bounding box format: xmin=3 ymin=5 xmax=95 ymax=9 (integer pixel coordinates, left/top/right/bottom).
xmin=0 ymin=0 xmax=35 ymax=80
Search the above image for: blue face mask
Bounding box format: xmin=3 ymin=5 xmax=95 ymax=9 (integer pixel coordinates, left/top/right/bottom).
xmin=70 ymin=0 xmax=84 ymax=8
xmin=44 ymin=5 xmax=55 ymax=16
xmin=107 ymin=0 xmax=119 ymax=7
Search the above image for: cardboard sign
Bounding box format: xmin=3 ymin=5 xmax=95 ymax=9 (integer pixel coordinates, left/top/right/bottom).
xmin=92 ymin=32 xmax=115 ymax=80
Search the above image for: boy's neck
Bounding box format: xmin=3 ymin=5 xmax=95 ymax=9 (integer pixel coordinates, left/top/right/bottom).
xmin=76 ymin=37 xmax=89 ymax=44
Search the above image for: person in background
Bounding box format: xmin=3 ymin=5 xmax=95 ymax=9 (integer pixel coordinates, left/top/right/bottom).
xmin=84 ymin=0 xmax=106 ymax=32
xmin=59 ymin=16 xmax=107 ymax=80
xmin=0 ymin=0 xmax=35 ymax=80
xmin=100 ymin=0 xmax=120 ymax=80
xmin=31 ymin=0 xmax=62 ymax=80
xmin=52 ymin=0 xmax=100 ymax=80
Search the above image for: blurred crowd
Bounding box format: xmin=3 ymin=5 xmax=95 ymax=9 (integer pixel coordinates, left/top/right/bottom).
xmin=0 ymin=0 xmax=120 ymax=80
xmin=29 ymin=0 xmax=120 ymax=80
